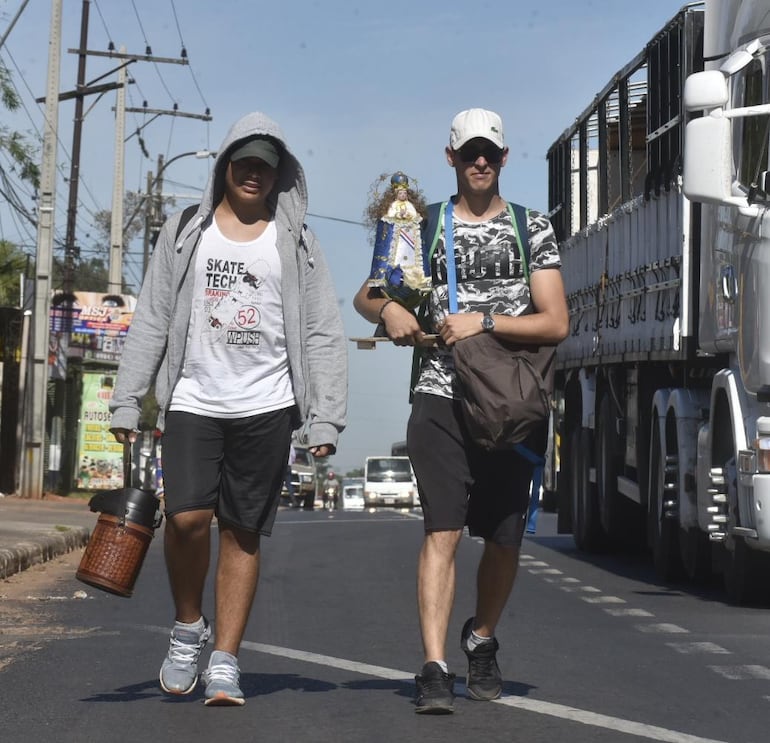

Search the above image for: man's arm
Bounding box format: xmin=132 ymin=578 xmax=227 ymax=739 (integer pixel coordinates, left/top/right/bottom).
xmin=437 ymin=268 xmax=569 ymax=347
xmin=352 ymin=281 xmax=429 ymax=347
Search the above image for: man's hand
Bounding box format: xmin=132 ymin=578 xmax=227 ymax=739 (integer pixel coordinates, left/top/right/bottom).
xmin=380 ymin=301 xmax=429 ymax=347
xmin=110 ymin=428 xmax=138 ymax=444
xmin=309 ymin=444 xmax=335 ymax=458
xmin=437 ymin=312 xmax=485 ymax=346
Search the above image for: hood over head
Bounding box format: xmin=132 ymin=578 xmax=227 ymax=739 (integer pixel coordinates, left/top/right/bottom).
xmin=199 ymin=111 xmax=308 ymax=232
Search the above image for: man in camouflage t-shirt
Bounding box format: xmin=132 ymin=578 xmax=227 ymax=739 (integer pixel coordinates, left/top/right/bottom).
xmin=354 ymin=108 xmax=568 ymax=715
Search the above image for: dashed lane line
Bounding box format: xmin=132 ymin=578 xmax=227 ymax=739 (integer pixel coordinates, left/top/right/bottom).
xmin=709 ymin=665 xmax=770 ymax=681
xmin=667 ymin=642 xmax=731 ymax=655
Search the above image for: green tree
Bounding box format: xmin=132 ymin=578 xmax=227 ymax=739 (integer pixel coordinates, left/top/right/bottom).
xmin=92 ymin=190 xmax=148 ymax=248
xmin=0 ymin=61 xmax=40 ymax=189
xmin=0 ymin=239 xmax=30 ymax=306
xmin=52 ymin=255 xmax=108 ymax=292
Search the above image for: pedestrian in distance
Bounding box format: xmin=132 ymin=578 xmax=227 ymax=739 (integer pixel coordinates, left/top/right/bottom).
xmin=109 ymin=111 xmax=347 ymax=706
xmin=354 ymin=108 xmax=568 ymax=714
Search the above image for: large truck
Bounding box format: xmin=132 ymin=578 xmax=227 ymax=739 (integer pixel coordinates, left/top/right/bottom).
xmin=546 ymin=0 xmax=770 ymax=604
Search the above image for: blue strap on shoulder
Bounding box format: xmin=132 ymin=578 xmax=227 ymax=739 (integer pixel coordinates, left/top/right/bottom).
xmin=445 ymin=200 xmax=459 ymax=314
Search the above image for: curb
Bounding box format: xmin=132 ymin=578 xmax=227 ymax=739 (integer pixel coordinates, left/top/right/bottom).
xmin=0 ymin=526 xmax=91 ymax=580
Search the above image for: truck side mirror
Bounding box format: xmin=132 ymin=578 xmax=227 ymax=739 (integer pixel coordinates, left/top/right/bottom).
xmin=683 ymin=116 xmax=734 ymax=204
xmin=683 ymin=70 xmax=728 ymax=110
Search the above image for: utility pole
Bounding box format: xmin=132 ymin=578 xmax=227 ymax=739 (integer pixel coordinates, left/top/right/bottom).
xmin=63 ymin=0 xmax=89 ymax=298
xmin=142 ymin=169 xmax=153 ymax=278
xmin=21 ymin=0 xmax=62 ymax=499
xmin=108 ymin=48 xmax=126 ymax=295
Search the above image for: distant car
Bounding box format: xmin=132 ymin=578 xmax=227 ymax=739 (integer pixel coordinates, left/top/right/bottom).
xmin=282 ymin=446 xmax=318 ymax=510
xmin=341 ymin=483 xmax=364 ymax=510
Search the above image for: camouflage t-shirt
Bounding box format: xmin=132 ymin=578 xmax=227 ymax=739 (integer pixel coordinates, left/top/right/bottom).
xmin=413 ymin=205 xmax=561 ymax=399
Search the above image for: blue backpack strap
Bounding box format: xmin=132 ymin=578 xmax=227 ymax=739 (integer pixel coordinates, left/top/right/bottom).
xmin=444 ymin=200 xmax=459 ymax=313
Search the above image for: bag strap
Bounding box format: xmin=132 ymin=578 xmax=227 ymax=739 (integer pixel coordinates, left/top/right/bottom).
xmin=174 ymin=203 xmax=199 ymax=242
xmin=445 ymin=200 xmax=459 ymax=313
xmin=507 ymin=202 xmax=530 ymax=281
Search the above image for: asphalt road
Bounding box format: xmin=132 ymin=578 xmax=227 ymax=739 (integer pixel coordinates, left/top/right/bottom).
xmin=0 ymin=506 xmax=768 ymax=743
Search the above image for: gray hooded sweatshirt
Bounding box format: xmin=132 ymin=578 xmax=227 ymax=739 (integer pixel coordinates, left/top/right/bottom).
xmin=109 ymin=112 xmax=347 ymax=449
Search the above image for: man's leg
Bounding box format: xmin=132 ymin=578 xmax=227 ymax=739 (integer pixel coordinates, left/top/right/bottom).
xmin=417 ymin=528 xmax=463 ymax=661
xmin=164 ymin=509 xmax=215 ymax=622
xmin=414 ymin=528 xmax=463 ymax=713
xmin=459 ymin=540 xmax=520 ymax=701
xmin=473 ymin=541 xmax=520 ymax=637
xmin=160 ymin=508 xmax=214 ymax=694
xmin=199 ymin=523 xmax=261 ymax=706
xmin=212 ymin=523 xmax=261 ymax=655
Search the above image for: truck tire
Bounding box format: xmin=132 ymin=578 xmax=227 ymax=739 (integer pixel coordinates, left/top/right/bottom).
xmin=649 ymin=414 xmax=683 ymax=581
xmin=596 ymin=395 xmax=642 ymax=546
xmin=720 ymin=457 xmax=770 ymax=605
xmin=570 ymin=427 xmax=604 ymax=551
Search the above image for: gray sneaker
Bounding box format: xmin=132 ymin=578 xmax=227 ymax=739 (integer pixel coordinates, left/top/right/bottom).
xmin=159 ymin=617 xmax=211 ymax=695
xmin=202 ymin=650 xmax=245 ymax=706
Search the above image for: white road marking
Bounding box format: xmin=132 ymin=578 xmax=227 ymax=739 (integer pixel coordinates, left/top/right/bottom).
xmin=709 ymin=665 xmax=770 ymax=681
xmin=560 ymin=585 xmax=601 ymax=593
xmin=605 ymin=608 xmax=654 ymax=617
xmin=635 ymin=623 xmax=689 ymax=634
xmin=666 ymin=642 xmax=730 ymax=655
xmin=494 ymin=696 xmax=729 ymax=743
xmin=582 ymin=595 xmax=626 ymax=604
xmin=136 ymin=624 xmax=727 ymax=742
xmin=244 ymin=635 xmax=732 ymax=743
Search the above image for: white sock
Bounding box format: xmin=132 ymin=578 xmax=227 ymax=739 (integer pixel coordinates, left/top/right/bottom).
xmin=467 ymin=629 xmax=493 ymax=651
xmin=176 ymin=616 xmax=205 ymax=631
xmin=433 ymin=660 xmax=449 ymax=673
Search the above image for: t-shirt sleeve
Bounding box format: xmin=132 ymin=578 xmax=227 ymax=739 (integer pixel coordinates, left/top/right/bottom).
xmin=527 ymin=209 xmax=561 ymax=271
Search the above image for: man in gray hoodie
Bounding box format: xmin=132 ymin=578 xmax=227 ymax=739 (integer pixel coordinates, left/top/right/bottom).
xmin=110 ymin=112 xmax=347 ymax=706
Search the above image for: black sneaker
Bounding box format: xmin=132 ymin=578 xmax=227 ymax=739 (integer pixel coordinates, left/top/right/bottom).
xmin=460 ymin=617 xmax=502 ymax=700
xmin=414 ymin=661 xmax=456 ymax=714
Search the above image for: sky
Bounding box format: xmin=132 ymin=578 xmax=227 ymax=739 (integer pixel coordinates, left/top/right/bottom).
xmin=0 ymin=0 xmax=698 ymax=475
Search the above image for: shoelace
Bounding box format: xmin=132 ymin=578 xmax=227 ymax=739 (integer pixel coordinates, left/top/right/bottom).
xmin=167 ymin=631 xmax=206 ymax=664
xmin=468 ymin=645 xmax=499 ymax=680
xmin=205 ymin=662 xmax=240 ymax=684
xmin=418 ymin=668 xmax=453 ymax=695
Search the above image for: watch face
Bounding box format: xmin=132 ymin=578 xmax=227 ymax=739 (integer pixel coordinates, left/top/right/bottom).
xmin=482 ymin=314 xmax=495 ymax=331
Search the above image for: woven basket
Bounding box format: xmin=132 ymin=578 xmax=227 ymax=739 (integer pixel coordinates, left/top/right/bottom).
xmin=76 ymin=513 xmax=154 ymax=597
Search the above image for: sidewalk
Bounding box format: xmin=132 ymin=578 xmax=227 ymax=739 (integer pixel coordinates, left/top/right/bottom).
xmin=0 ymin=494 xmax=94 ymax=580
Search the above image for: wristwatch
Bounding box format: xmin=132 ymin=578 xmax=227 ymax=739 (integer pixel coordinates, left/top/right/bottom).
xmin=481 ymin=313 xmax=495 ymax=333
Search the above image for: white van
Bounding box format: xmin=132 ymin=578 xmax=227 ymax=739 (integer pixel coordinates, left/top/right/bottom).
xmin=363 ymin=456 xmax=418 ymax=507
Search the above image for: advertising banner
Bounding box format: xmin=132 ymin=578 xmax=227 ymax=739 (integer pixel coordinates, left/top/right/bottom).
xmin=50 ymin=291 xmax=137 ymax=364
xmin=76 ymin=371 xmax=124 ymax=490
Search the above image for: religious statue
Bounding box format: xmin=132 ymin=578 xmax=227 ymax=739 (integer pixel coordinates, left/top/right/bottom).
xmin=364 ymin=172 xmax=430 ymax=309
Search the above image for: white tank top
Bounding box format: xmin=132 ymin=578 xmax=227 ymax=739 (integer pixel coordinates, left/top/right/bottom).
xmin=170 ymin=218 xmax=295 ymax=417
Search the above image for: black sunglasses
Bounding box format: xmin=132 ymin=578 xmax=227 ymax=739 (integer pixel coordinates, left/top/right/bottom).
xmin=456 ymin=143 xmax=505 ymax=164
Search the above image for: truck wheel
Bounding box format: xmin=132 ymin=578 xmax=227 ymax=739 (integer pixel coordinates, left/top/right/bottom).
xmin=649 ymin=414 xmax=683 ymax=581
xmin=570 ymin=427 xmax=604 ymax=551
xmin=303 ymin=491 xmax=314 ymax=510
xmin=720 ymin=457 xmax=770 ymax=604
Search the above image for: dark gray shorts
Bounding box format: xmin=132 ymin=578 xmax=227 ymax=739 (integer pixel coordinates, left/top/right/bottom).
xmin=407 ymin=393 xmax=533 ymax=546
xmin=161 ymin=408 xmax=294 ymax=535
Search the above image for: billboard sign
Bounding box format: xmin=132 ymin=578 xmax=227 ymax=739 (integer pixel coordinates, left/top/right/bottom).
xmin=75 ymin=370 xmax=124 ymax=490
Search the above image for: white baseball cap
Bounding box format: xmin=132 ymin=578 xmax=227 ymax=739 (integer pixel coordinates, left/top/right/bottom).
xmin=449 ymin=109 xmax=505 ymax=150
